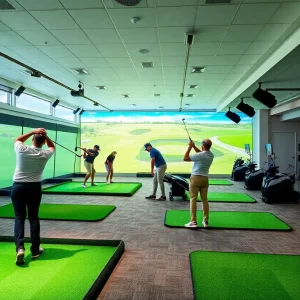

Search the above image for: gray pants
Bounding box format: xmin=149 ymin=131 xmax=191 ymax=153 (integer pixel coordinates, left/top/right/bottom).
xmin=152 ymin=164 xmax=167 ymax=197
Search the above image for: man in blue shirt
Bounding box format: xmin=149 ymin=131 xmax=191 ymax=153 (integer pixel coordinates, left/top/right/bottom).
xmin=144 ymin=143 xmax=167 ymax=201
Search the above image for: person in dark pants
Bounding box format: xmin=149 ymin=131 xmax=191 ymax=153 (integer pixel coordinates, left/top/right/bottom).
xmin=105 ymin=151 xmax=117 ymax=184
xmin=11 ymin=128 xmax=55 ymax=265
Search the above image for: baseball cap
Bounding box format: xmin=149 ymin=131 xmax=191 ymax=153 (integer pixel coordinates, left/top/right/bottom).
xmin=94 ymin=145 xmax=100 ymax=150
xmin=144 ymin=143 xmax=151 ymax=150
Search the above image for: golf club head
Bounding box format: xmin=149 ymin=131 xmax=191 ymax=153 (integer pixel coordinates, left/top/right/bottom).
xmin=75 ymin=146 xmax=79 ymax=151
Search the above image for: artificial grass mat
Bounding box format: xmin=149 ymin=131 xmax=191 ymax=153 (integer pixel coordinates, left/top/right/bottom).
xmin=0 ymin=203 xmax=116 ymax=221
xmin=190 ymin=251 xmax=300 ymax=300
xmin=0 ymin=240 xmax=122 ymax=300
xmin=185 ymin=192 xmax=256 ymax=203
xmin=164 ymin=210 xmax=291 ymax=230
xmin=42 ymin=181 xmax=142 ymax=196
xmin=209 ymin=179 xmax=232 ymax=185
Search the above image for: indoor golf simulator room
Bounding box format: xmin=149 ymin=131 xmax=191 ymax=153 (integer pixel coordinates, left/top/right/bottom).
xmin=0 ymin=0 xmax=300 ymax=299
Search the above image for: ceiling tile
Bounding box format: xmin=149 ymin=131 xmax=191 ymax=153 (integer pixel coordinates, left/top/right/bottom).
xmin=80 ymin=57 xmax=110 ymax=67
xmin=97 ymin=74 xmax=121 ymax=81
xmin=0 ymin=21 xmax=10 ymax=31
xmin=188 ymin=55 xmax=215 ymax=66
xmin=159 ymin=27 xmax=191 ymax=43
xmin=118 ymin=28 xmax=159 ymax=43
xmin=6 ymin=45 xmax=49 ymax=60
xmin=211 ymin=55 xmax=241 ymax=65
xmin=195 ymin=5 xmax=239 ymax=26
xmin=91 ymin=68 xmax=116 ymax=75
xmin=37 ymin=45 xmax=75 ymax=58
xmin=30 ymin=10 xmax=79 ymax=30
xmin=194 ymin=26 xmax=228 ymax=42
xmin=236 ymin=55 xmax=261 ymax=65
xmin=200 ymin=73 xmax=228 ymax=80
xmin=206 ymin=66 xmax=234 ymax=74
xmin=157 ymin=6 xmax=197 ymax=27
xmin=96 ymin=44 xmax=128 ymax=57
xmin=15 ymin=0 xmax=63 ymax=10
xmin=245 ymin=41 xmax=274 ymax=55
xmin=50 ymin=30 xmax=92 ymax=45
xmin=84 ymin=29 xmax=121 ymax=44
xmin=191 ymin=42 xmax=221 ymax=56
xmin=124 ymin=43 xmax=161 ymax=57
xmin=16 ymin=30 xmax=61 ymax=46
xmin=59 ymin=0 xmax=104 ymax=9
xmin=105 ymin=57 xmax=133 ymax=67
xmin=230 ymin=65 xmax=253 ymax=73
xmin=269 ymin=2 xmax=300 ymax=23
xmin=255 ymin=24 xmax=290 ymax=41
xmin=162 ymin=56 xmax=186 ymax=67
xmin=224 ymin=25 xmax=264 ymax=42
xmin=163 ymin=66 xmax=184 ymax=75
xmin=0 ymin=31 xmax=31 ymax=46
xmin=137 ymin=68 xmax=163 ymax=75
xmin=132 ymin=56 xmax=162 ymax=67
xmin=164 ymin=74 xmax=184 ymax=80
xmin=156 ymin=0 xmax=197 ymax=6
xmin=0 ymin=11 xmax=44 ymax=30
xmin=160 ymin=43 xmax=186 ymax=56
xmin=66 ymin=45 xmax=102 ymax=58
xmin=232 ymin=3 xmax=281 ymax=24
xmin=68 ymin=9 xmax=113 ymax=29
xmin=107 ymin=8 xmax=157 ymax=28
xmin=114 ymin=67 xmax=137 ymax=75
xmin=218 ymin=42 xmax=251 ymax=55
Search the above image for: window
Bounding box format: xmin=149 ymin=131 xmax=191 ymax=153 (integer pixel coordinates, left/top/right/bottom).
xmin=54 ymin=105 xmax=75 ymax=122
xmin=0 ymin=90 xmax=8 ymax=103
xmin=16 ymin=94 xmax=51 ymax=115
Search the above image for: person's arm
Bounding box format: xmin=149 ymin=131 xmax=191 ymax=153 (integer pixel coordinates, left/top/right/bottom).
xmin=184 ymin=140 xmax=197 ymax=161
xmin=83 ymin=152 xmax=87 ymax=159
xmin=80 ymin=148 xmax=95 ymax=156
xmin=151 ymin=157 xmax=155 ymax=176
xmin=45 ymin=136 xmax=55 ymax=152
xmin=192 ymin=144 xmax=201 ymax=153
xmin=15 ymin=128 xmax=46 ymax=143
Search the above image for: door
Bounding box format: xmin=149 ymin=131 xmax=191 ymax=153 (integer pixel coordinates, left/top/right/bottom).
xmin=271 ymin=132 xmax=296 ymax=173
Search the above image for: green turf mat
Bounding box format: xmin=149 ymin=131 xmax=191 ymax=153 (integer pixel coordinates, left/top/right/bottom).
xmin=0 ymin=203 xmax=116 ymax=221
xmin=0 ymin=239 xmax=124 ymax=300
xmin=164 ymin=210 xmax=291 ymax=230
xmin=190 ymin=251 xmax=300 ymax=300
xmin=42 ymin=181 xmax=142 ymax=196
xmin=185 ymin=192 xmax=256 ymax=203
xmin=209 ymin=179 xmax=232 ymax=185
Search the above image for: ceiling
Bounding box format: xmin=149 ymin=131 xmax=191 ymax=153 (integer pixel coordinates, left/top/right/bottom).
xmin=0 ymin=0 xmax=300 ymax=112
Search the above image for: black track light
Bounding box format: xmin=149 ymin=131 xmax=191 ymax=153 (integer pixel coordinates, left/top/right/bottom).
xmin=252 ymin=83 xmax=277 ymax=108
xmin=73 ymin=107 xmax=80 ymax=114
xmin=225 ymin=108 xmax=241 ymax=124
xmin=52 ymin=99 xmax=60 ymax=107
xmin=79 ymin=109 xmax=85 ymax=116
xmin=71 ymin=81 xmax=84 ymax=97
xmin=14 ymin=86 xmax=26 ymax=97
xmin=236 ymin=98 xmax=255 ymax=117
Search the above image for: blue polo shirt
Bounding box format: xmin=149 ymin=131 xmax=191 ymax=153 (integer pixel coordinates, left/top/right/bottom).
xmin=85 ymin=149 xmax=99 ymax=164
xmin=150 ymin=147 xmax=166 ymax=168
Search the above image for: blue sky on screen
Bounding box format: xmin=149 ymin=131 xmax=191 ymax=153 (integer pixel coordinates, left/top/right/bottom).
xmin=82 ymin=111 xmax=252 ymax=124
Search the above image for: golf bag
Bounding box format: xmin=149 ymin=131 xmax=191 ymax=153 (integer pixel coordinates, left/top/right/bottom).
xmin=231 ymin=158 xmax=248 ymax=181
xmin=244 ymin=163 xmax=264 ymax=190
xmin=163 ymin=174 xmax=189 ymax=201
xmin=261 ymin=165 xmax=299 ymax=204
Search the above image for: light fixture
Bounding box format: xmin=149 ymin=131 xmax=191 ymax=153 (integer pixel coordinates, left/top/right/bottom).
xmin=72 ymin=69 xmax=89 ymax=75
xmin=141 ymin=62 xmax=154 ymax=68
xmin=225 ymin=108 xmax=241 ymax=124
xmin=96 ymin=86 xmax=107 ymax=90
xmin=159 ymin=106 xmax=164 ymax=109
xmin=186 ymin=94 xmax=194 ymax=97
xmin=192 ymin=67 xmax=205 ymax=73
xmin=122 ymin=94 xmax=130 ymax=98
xmin=93 ymin=102 xmax=100 ymax=106
xmin=31 ymin=70 xmax=41 ymax=78
xmin=14 ymin=86 xmax=26 ymax=97
xmin=52 ymin=99 xmax=60 ymax=108
xmin=131 ymin=104 xmax=136 ymax=106
xmin=139 ymin=49 xmax=149 ymax=54
xmin=154 ymin=94 xmax=160 ymax=97
xmin=185 ymin=32 xmax=195 ymax=45
xmin=71 ymin=81 xmax=84 ymax=97
xmin=188 ymin=85 xmax=198 ymax=89
xmin=79 ymin=109 xmax=85 ymax=116
xmin=73 ymin=107 xmax=80 ymax=114
xmin=236 ymin=98 xmax=255 ymax=117
xmin=185 ymin=104 xmax=190 ymax=106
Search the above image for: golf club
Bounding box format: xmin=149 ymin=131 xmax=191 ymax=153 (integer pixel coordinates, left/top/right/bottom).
xmin=182 ymin=118 xmax=192 ymax=141
xmin=44 ymin=135 xmax=83 ymax=158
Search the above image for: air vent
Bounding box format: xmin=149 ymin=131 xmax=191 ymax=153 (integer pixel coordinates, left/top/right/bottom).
xmin=115 ymin=0 xmax=142 ymax=6
xmin=142 ymin=62 xmax=154 ymax=68
xmin=205 ymin=0 xmax=231 ymax=3
xmin=122 ymin=94 xmax=130 ymax=98
xmin=186 ymin=94 xmax=194 ymax=97
xmin=72 ymin=69 xmax=89 ymax=75
xmin=192 ymin=67 xmax=205 ymax=73
xmin=96 ymin=86 xmax=107 ymax=90
xmin=139 ymin=49 xmax=150 ymax=54
xmin=154 ymin=94 xmax=160 ymax=97
xmin=0 ymin=0 xmax=16 ymax=10
xmin=188 ymin=85 xmax=198 ymax=89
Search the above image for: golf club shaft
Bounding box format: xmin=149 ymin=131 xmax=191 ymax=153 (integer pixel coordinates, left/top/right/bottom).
xmin=182 ymin=120 xmax=192 ymax=141
xmin=45 ymin=136 xmax=82 ymax=157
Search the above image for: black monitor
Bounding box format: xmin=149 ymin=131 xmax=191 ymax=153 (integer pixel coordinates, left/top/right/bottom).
xmin=245 ymin=144 xmax=250 ymax=153
xmin=265 ymin=144 xmax=273 ymax=156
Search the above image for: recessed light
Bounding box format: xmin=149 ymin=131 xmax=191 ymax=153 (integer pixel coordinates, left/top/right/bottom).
xmin=122 ymin=94 xmax=130 ymax=98
xmin=192 ymin=67 xmax=205 ymax=73
xmin=186 ymin=94 xmax=194 ymax=97
xmin=141 ymin=62 xmax=154 ymax=68
xmin=139 ymin=49 xmax=150 ymax=54
xmin=188 ymin=85 xmax=198 ymax=89
xmin=154 ymin=94 xmax=160 ymax=97
xmin=72 ymin=68 xmax=89 ymax=75
xmin=96 ymin=86 xmax=107 ymax=90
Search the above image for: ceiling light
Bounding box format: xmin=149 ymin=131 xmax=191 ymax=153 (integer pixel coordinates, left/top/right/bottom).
xmin=154 ymin=94 xmax=160 ymax=97
xmin=192 ymin=67 xmax=205 ymax=73
xmin=185 ymin=104 xmax=190 ymax=106
xmin=72 ymin=69 xmax=89 ymax=75
xmin=71 ymin=81 xmax=84 ymax=97
xmin=131 ymin=104 xmax=136 ymax=106
xmin=116 ymin=0 xmax=142 ymax=6
xmin=93 ymin=102 xmax=100 ymax=106
xmin=186 ymin=94 xmax=194 ymax=97
xmin=79 ymin=109 xmax=85 ymax=116
xmin=141 ymin=62 xmax=154 ymax=68
xmin=96 ymin=86 xmax=107 ymax=90
xmin=122 ymin=94 xmax=130 ymax=98
xmin=14 ymin=86 xmax=26 ymax=97
xmin=236 ymin=98 xmax=255 ymax=118
xmin=185 ymin=32 xmax=195 ymax=45
xmin=52 ymin=99 xmax=60 ymax=108
xmin=73 ymin=107 xmax=80 ymax=114
xmin=252 ymin=86 xmax=277 ymax=109
xmin=139 ymin=49 xmax=150 ymax=54
xmin=225 ymin=108 xmax=240 ymax=124
xmin=188 ymin=85 xmax=198 ymax=89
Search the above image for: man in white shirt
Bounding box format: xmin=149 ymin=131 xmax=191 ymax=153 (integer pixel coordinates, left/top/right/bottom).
xmin=183 ymin=139 xmax=214 ymax=228
xmin=11 ymin=128 xmax=55 ymax=265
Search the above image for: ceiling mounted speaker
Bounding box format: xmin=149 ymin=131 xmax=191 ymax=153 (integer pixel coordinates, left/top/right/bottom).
xmin=252 ymin=87 xmax=277 ymax=108
xmin=236 ymin=99 xmax=255 ymax=118
xmin=115 ymin=0 xmax=142 ymax=6
xmin=225 ymin=109 xmax=241 ymax=124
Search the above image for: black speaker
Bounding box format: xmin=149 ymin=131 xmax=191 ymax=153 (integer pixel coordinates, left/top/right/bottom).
xmin=14 ymin=86 xmax=26 ymax=96
xmin=225 ymin=110 xmax=241 ymax=124
xmin=252 ymin=88 xmax=277 ymax=108
xmin=236 ymin=101 xmax=255 ymax=117
xmin=52 ymin=99 xmax=60 ymax=107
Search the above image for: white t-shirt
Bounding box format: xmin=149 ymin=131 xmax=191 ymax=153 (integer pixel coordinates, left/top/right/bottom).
xmin=13 ymin=141 xmax=54 ymax=182
xmin=190 ymin=151 xmax=214 ymax=176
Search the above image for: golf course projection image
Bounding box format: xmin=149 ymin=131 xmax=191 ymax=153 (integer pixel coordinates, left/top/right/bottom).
xmin=81 ymin=112 xmax=252 ymax=174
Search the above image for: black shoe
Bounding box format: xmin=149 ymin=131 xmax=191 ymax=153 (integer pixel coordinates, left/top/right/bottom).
xmin=145 ymin=195 xmax=156 ymax=199
xmin=32 ymin=248 xmax=44 ymax=259
xmin=156 ymin=196 xmax=167 ymax=201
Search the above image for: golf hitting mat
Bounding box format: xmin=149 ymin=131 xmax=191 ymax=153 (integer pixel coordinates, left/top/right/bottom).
xmin=190 ymin=251 xmax=300 ymax=300
xmin=0 ymin=237 xmax=124 ymax=300
xmin=164 ymin=210 xmax=291 ymax=230
xmin=185 ymin=192 xmax=256 ymax=203
xmin=0 ymin=203 xmax=116 ymax=221
xmin=209 ymin=179 xmax=232 ymax=185
xmin=42 ymin=181 xmax=142 ymax=196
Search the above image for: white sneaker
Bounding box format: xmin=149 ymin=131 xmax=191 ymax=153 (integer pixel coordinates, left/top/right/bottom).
xmin=106 ymin=181 xmax=110 ymax=185
xmin=185 ymin=221 xmax=197 ymax=228
xmin=16 ymin=249 xmax=25 ymax=266
xmin=202 ymin=221 xmax=209 ymax=228
xmin=82 ymin=183 xmax=87 ymax=188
